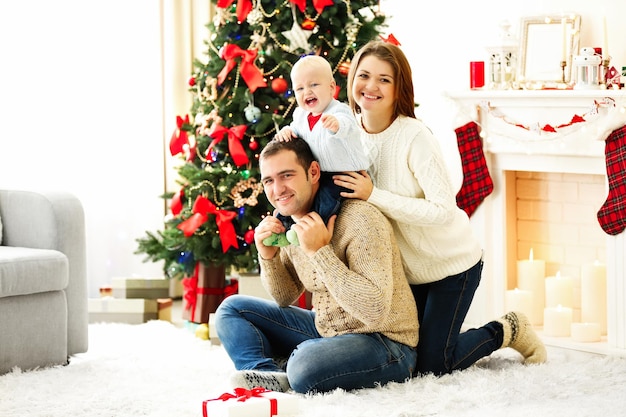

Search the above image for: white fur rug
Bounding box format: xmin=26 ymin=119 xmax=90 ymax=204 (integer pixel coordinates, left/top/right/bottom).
xmin=2 ymin=320 xmax=626 ymax=417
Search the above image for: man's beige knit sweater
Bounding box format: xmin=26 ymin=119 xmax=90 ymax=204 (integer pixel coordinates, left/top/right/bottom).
xmin=259 ymin=199 xmax=419 ymax=348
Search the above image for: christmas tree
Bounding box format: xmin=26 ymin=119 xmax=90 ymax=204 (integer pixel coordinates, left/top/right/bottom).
xmin=136 ymin=0 xmax=388 ymax=279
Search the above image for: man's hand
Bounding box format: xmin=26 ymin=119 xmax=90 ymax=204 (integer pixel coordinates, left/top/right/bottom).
xmin=290 ymin=213 xmax=336 ymax=257
xmin=274 ymin=126 xmax=297 ymax=142
xmin=320 ymin=114 xmax=339 ymax=134
xmin=254 ymin=213 xmax=285 ymax=260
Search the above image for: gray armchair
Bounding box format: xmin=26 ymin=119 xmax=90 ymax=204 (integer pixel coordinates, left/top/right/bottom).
xmin=0 ymin=189 xmax=88 ymax=374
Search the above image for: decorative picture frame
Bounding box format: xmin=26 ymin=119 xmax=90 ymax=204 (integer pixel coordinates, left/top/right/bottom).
xmin=518 ymin=14 xmax=581 ymax=87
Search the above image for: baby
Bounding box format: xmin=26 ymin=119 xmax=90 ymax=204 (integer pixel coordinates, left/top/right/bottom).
xmin=265 ymin=55 xmax=369 ymax=246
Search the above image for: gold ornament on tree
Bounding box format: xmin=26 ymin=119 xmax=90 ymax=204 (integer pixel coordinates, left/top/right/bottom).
xmin=338 ymin=59 xmax=351 ymax=76
xmin=229 ymin=178 xmax=264 ymax=208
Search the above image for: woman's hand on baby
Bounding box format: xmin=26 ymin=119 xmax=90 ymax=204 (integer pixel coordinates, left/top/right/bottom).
xmin=334 ymin=170 xmax=373 ymax=200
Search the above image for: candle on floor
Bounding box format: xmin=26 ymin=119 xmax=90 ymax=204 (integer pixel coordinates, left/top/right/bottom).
xmin=571 ymin=322 xmax=601 ymax=343
xmin=581 ymin=261 xmax=607 ymax=335
xmin=505 ymin=288 xmax=533 ymax=318
xmin=545 ymin=271 xmax=574 ymax=308
xmin=517 ymin=249 xmax=546 ymax=325
xmin=544 ymin=305 xmax=573 ymax=337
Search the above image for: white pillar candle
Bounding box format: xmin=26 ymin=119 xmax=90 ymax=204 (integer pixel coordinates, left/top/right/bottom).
xmin=571 ymin=322 xmax=601 ymax=343
xmin=581 ymin=261 xmax=607 ymax=335
xmin=505 ymin=288 xmax=533 ymax=318
xmin=561 ymin=17 xmax=567 ymax=62
xmin=545 ymin=272 xmax=574 ymax=308
xmin=517 ymin=249 xmax=546 ymax=326
xmin=543 ymin=305 xmax=573 ymax=337
xmin=602 ymin=16 xmax=609 ymax=60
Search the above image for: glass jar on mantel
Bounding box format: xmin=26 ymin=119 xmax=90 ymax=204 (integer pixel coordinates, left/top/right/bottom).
xmin=485 ymin=20 xmax=518 ymax=90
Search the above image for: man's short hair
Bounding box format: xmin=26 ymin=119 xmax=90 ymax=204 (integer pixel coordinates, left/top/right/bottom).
xmin=260 ymin=137 xmax=316 ymax=172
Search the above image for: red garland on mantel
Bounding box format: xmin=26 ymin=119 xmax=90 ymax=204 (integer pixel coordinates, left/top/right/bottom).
xmin=483 ymin=98 xmax=616 ymax=134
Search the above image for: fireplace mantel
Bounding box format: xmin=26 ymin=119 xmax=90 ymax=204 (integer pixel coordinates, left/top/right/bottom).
xmin=445 ymin=89 xmax=626 ymax=355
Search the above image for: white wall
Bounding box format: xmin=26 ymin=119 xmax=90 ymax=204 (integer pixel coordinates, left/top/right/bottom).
xmin=0 ymin=1 xmax=166 ymax=296
xmin=380 ymin=0 xmax=625 ymax=190
xmin=0 ymin=1 xmax=623 ymax=297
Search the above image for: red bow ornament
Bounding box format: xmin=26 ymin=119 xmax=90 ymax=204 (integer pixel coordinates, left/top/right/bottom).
xmin=289 ymin=0 xmax=333 ymax=13
xmin=217 ymin=44 xmax=267 ymax=93
xmin=289 ymin=0 xmax=306 ymax=12
xmin=312 ymin=0 xmax=333 ymax=13
xmin=170 ymin=188 xmax=184 ymax=216
xmin=216 ymin=0 xmax=252 ymax=23
xmin=379 ymin=33 xmax=401 ymax=46
xmin=208 ymin=124 xmax=249 ymax=167
xmin=177 ymin=196 xmax=239 ymax=252
xmin=170 ymin=115 xmax=190 ymax=156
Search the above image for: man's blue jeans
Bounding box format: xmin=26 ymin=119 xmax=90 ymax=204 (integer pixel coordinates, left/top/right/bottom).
xmin=215 ymin=294 xmax=417 ymax=394
xmin=411 ymin=259 xmax=504 ymax=375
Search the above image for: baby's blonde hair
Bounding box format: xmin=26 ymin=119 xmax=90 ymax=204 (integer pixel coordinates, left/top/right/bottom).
xmin=291 ymin=55 xmax=334 ymax=82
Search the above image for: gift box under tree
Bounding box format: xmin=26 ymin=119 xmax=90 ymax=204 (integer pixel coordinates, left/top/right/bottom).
xmin=182 ymin=263 xmax=238 ymax=324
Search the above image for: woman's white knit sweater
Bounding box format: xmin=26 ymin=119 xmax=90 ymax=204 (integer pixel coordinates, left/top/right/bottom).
xmin=359 ymin=115 xmax=483 ymax=285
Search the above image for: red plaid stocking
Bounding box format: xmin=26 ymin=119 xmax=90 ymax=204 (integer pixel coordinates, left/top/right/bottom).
xmin=597 ymin=125 xmax=626 ymax=235
xmin=455 ymin=121 xmax=493 ymax=217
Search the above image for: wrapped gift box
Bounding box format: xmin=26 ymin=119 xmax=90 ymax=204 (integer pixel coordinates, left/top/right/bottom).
xmin=88 ymin=298 xmax=158 ymax=324
xmin=237 ymin=273 xmax=272 ymax=301
xmin=208 ymin=313 xmax=220 ymax=345
xmin=183 ymin=264 xmax=239 ymax=324
xmin=183 ymin=264 xmax=226 ymax=324
xmin=157 ymin=298 xmax=173 ymax=322
xmin=238 ymin=273 xmax=312 ymax=309
xmin=202 ymin=388 xmax=300 ymax=417
xmin=111 ymin=277 xmax=170 ymax=299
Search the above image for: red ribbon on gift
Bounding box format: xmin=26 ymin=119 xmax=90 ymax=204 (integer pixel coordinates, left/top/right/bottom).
xmin=177 ymin=196 xmax=239 ymax=252
xmin=208 ymin=124 xmax=249 ymax=167
xmin=182 ymin=270 xmax=238 ymax=323
xmin=202 ymin=387 xmax=278 ymax=417
xmin=170 ymin=115 xmax=190 ymax=156
xmin=182 ymin=264 xmax=200 ymax=322
xmin=217 ymin=44 xmax=267 ymax=93
xmin=216 ymin=0 xmax=252 ymax=23
xmin=224 ymin=279 xmax=238 ymax=299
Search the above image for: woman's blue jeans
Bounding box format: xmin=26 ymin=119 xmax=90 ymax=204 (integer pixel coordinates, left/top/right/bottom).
xmin=411 ymin=259 xmax=504 ymax=376
xmin=215 ymin=294 xmax=417 ymax=394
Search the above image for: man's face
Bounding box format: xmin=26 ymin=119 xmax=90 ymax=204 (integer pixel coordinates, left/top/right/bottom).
xmin=260 ymin=150 xmax=318 ymax=220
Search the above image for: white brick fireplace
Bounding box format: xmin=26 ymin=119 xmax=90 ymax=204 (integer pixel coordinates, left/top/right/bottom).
xmin=446 ymin=89 xmax=626 ymax=355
